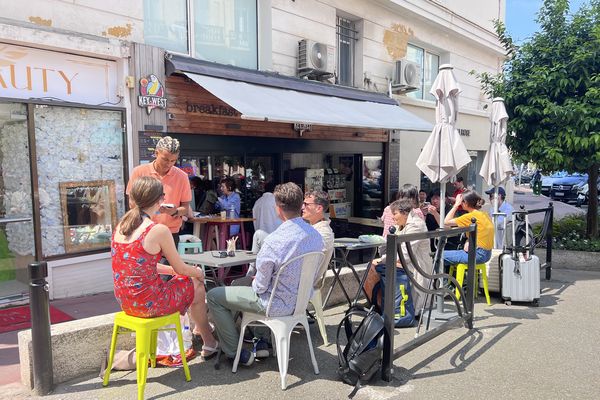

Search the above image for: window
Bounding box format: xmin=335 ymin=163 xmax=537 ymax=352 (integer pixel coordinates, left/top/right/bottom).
xmin=405 ymin=44 xmax=440 ymax=101
xmin=144 ymin=0 xmax=258 ymax=69
xmin=336 ymin=16 xmax=358 ymax=87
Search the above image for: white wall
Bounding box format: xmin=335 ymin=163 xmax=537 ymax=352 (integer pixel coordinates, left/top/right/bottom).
xmin=271 ymin=0 xmax=504 ymax=113
xmin=0 ymin=0 xmax=143 ymax=42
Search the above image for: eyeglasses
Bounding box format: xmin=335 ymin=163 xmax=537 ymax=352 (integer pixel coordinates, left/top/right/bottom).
xmin=211 ymin=251 xmax=236 ymax=258
xmin=302 ymin=201 xmax=317 ymax=207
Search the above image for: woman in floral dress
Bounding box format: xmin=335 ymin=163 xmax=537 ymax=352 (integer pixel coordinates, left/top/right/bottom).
xmin=111 ymin=176 xmax=218 ymax=359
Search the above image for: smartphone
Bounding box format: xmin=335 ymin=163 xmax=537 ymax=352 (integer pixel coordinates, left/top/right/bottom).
xmin=160 ymin=203 xmax=175 ymax=209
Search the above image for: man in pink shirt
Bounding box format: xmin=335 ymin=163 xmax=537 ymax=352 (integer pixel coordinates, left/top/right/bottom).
xmin=126 ymin=136 xmax=191 ymax=247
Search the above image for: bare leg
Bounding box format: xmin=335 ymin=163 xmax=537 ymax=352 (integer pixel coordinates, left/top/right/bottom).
xmin=189 ymin=277 xmax=218 ymax=350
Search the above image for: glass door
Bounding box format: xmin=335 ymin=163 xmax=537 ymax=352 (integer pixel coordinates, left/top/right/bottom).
xmin=0 ymin=103 xmax=35 ymax=305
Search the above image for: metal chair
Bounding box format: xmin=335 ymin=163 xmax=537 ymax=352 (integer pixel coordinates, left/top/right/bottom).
xmin=232 ymin=251 xmax=324 ymax=389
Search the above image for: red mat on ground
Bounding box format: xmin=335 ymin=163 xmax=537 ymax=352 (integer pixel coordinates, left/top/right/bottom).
xmin=0 ymin=305 xmax=74 ymax=334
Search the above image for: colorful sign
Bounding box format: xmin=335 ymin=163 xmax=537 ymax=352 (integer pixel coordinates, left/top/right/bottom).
xmin=0 ymin=44 xmax=118 ymax=104
xmin=138 ymin=75 xmax=167 ymax=114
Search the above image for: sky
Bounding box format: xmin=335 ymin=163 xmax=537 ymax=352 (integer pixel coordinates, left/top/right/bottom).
xmin=505 ymin=0 xmax=587 ymax=43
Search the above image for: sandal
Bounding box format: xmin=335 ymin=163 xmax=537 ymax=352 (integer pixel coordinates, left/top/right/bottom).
xmin=201 ymin=341 xmax=220 ymax=361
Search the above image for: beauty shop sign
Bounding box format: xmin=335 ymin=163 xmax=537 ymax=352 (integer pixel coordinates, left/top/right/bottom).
xmin=0 ymin=43 xmax=118 ymax=105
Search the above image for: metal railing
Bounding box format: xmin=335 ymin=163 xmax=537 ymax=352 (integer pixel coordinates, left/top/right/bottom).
xmin=381 ymin=222 xmax=478 ymax=381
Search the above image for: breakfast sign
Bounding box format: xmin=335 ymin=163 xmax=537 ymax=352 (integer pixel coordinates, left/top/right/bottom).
xmin=0 ymin=43 xmax=118 ymax=104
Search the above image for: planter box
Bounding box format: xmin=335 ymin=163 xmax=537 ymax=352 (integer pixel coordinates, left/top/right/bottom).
xmin=544 ymin=249 xmax=600 ymax=272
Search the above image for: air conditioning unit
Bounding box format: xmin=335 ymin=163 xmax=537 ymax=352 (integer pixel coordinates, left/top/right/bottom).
xmin=298 ymin=39 xmax=335 ymax=79
xmin=391 ymin=59 xmax=421 ymax=92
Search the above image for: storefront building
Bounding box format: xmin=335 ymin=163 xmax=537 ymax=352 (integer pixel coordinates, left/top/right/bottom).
xmin=0 ymin=19 xmax=132 ymax=305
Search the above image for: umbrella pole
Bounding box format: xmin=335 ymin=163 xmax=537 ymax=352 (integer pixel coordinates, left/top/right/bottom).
xmin=436 ymin=184 xmax=447 ymax=313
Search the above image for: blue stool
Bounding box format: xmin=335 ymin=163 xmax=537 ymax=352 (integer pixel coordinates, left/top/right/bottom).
xmin=177 ymin=241 xmax=203 ymax=255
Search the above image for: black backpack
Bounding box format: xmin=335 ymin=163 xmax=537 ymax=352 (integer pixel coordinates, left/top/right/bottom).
xmin=336 ymin=306 xmax=385 ymax=398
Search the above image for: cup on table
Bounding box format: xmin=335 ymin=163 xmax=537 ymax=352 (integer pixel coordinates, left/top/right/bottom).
xmin=220 ymin=210 xmax=227 ymax=219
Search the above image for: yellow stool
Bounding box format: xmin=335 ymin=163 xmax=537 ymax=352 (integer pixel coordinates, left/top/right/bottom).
xmin=448 ymin=263 xmax=491 ymax=305
xmin=103 ymin=311 xmax=191 ymax=400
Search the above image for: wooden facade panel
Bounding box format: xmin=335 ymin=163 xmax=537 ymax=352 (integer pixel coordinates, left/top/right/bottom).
xmin=165 ymin=75 xmax=388 ymax=143
xmin=129 ymin=43 xmax=168 ymax=164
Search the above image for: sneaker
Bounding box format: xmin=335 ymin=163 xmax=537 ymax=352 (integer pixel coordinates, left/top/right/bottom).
xmin=252 ymin=338 xmax=270 ymax=358
xmin=238 ymin=348 xmax=255 ymax=366
xmin=243 ymin=329 xmax=254 ymax=343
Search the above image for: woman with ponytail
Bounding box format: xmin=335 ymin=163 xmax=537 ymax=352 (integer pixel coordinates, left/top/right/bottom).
xmin=111 ymin=176 xmax=219 ymax=359
xmin=443 ymin=190 xmax=494 ymax=265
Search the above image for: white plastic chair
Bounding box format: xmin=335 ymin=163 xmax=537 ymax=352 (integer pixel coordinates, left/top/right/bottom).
xmin=232 ymin=251 xmax=324 ymax=390
xmin=309 ymin=245 xmax=334 ymax=346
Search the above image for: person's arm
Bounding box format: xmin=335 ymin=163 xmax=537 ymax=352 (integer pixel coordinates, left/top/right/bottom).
xmin=444 ymin=193 xmax=463 ymax=227
xmin=427 ymin=205 xmax=440 ymax=224
xmin=233 ymin=193 xmax=241 ymax=217
xmin=168 ymin=201 xmax=190 ymax=218
xmin=147 ymin=224 xmax=203 ymax=279
xmin=252 ymin=243 xmax=276 ymax=295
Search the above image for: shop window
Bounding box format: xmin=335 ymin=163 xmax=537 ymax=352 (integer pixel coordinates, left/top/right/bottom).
xmin=405 ymin=44 xmax=440 ymax=101
xmin=143 ymin=0 xmax=189 ymax=54
xmin=336 ymin=16 xmax=359 ymax=87
xmin=144 ymin=0 xmax=258 ymax=69
xmin=34 ymin=106 xmax=126 ymax=257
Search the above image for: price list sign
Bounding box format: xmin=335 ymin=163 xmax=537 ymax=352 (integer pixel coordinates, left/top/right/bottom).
xmin=138 ymin=132 xmax=163 ymax=164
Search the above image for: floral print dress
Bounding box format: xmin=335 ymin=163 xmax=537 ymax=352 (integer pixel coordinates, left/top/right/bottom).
xmin=111 ymin=223 xmax=194 ymax=317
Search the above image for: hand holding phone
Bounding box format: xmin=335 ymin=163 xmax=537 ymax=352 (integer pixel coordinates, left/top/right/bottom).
xmin=160 ymin=203 xmax=175 ymax=209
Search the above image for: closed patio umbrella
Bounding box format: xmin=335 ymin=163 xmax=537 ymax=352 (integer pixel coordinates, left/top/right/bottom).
xmin=480 ymin=97 xmax=513 ymax=213
xmin=415 ymin=64 xmax=471 ymax=315
xmin=480 ymin=97 xmax=514 ymax=248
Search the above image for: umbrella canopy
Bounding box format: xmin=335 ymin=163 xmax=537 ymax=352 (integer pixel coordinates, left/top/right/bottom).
xmin=415 ymin=64 xmax=471 ymax=316
xmin=416 ymin=65 xmax=471 ymax=183
xmin=479 ymin=97 xmax=513 ymax=188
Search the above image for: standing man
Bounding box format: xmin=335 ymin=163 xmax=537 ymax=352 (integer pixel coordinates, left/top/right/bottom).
xmin=485 ymin=187 xmax=514 ymax=249
xmin=126 ymin=136 xmax=190 ymax=248
xmin=301 ymin=190 xmax=334 ymax=289
xmin=207 ymin=183 xmax=324 ymax=366
xmin=447 ymin=176 xmax=466 ymax=215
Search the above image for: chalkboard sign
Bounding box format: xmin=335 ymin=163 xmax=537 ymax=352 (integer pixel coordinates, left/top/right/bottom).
xmin=138 ymin=131 xmax=163 ymax=164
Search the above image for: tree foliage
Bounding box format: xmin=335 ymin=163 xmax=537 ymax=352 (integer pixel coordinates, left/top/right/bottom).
xmin=474 ymin=0 xmax=600 ymax=237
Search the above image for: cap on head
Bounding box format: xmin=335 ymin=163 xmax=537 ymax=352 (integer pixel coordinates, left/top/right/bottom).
xmin=485 ymin=187 xmax=506 ymax=197
xmin=155 ymin=136 xmax=180 ymax=154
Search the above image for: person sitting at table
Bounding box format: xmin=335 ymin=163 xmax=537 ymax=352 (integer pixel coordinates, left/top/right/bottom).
xmin=372 ymin=198 xmax=432 ymax=318
xmin=206 ymin=182 xmax=324 ymax=366
xmin=216 ymin=177 xmax=241 ymax=237
xmin=247 ymin=182 xmax=282 ymax=276
xmin=197 ymin=179 xmax=218 ymax=215
xmin=111 ymin=176 xmax=219 ymax=359
xmin=443 ymin=190 xmax=494 ymax=266
xmin=423 ymin=189 xmax=462 ymax=252
xmin=301 ymin=190 xmax=335 ymax=290
xmin=380 ymin=190 xmax=400 ymax=238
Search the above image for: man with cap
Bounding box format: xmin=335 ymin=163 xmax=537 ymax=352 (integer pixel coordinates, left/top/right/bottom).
xmin=485 ymin=186 xmax=513 ymax=249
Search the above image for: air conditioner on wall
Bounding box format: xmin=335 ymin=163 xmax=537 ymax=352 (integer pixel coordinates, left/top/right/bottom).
xmin=391 ymin=59 xmax=421 ymax=93
xmin=298 ymin=39 xmax=335 ymax=79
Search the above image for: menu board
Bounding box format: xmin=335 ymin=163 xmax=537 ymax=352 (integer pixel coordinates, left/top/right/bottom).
xmin=138 ymin=131 xmax=163 ymax=164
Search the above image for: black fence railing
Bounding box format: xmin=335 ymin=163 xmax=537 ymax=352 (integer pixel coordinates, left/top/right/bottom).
xmin=381 ymin=221 xmax=478 ymax=381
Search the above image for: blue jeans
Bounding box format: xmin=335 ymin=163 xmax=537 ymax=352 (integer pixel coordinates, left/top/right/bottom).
xmin=443 ymin=247 xmax=492 ymax=266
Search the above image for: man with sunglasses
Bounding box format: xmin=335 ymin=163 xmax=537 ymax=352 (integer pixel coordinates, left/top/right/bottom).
xmin=301 ymin=190 xmax=334 ymax=290
xmin=207 ymin=183 xmax=324 ymax=366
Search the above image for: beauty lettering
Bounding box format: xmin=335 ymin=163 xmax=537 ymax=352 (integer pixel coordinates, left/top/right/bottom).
xmin=0 ymin=64 xmax=78 ymax=95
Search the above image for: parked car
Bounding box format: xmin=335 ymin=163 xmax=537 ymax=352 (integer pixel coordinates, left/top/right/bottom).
xmin=549 ymin=173 xmax=589 ymax=203
xmin=540 ymin=171 xmax=568 ymax=196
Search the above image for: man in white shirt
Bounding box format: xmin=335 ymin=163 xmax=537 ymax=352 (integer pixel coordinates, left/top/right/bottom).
xmin=485 ymin=186 xmax=514 ymax=249
xmin=301 ymin=190 xmax=334 ymax=289
xmin=247 ymin=182 xmax=283 ymax=276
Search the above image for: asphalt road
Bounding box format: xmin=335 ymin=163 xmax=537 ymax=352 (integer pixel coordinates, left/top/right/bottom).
xmin=512 ymin=187 xmax=584 ymax=224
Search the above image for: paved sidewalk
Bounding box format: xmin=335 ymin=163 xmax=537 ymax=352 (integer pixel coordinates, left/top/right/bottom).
xmin=4 ymin=268 xmax=600 ymax=400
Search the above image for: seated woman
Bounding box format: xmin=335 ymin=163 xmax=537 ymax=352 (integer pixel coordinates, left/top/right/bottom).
xmin=111 ymin=176 xmax=219 ymax=359
xmin=443 ymin=190 xmax=494 ymax=265
xmin=216 ymin=177 xmax=241 ymax=236
xmin=370 ymin=198 xmax=432 ymax=323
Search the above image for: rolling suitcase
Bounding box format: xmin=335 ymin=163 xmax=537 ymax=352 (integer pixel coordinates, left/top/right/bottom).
xmin=501 ymin=212 xmax=540 ymax=306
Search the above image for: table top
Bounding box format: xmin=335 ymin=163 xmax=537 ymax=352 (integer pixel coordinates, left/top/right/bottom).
xmin=334 ymin=237 xmax=386 ymax=250
xmin=188 ymin=216 xmax=256 ymax=224
xmin=180 ymin=250 xmax=257 ymax=267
